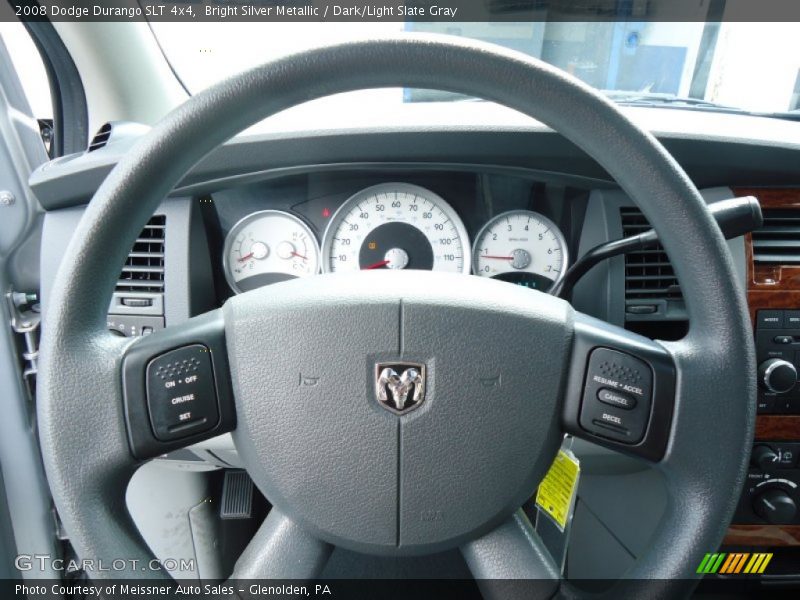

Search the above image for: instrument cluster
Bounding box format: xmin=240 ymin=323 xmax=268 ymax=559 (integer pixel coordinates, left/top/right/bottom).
xmin=222 ymin=182 xmax=569 ymax=295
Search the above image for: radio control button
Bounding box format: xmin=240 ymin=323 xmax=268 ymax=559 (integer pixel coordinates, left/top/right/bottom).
xmin=759 ymin=358 xmax=797 ymax=394
xmin=786 ymin=310 xmax=800 ymax=329
xmin=757 ymin=310 xmax=784 ymax=329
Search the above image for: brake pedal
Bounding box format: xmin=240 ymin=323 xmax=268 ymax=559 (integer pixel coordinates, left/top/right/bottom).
xmin=220 ymin=470 xmax=254 ymax=520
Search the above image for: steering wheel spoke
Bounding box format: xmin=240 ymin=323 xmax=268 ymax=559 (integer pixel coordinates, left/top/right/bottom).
xmin=121 ymin=309 xmax=236 ymax=460
xmin=230 ymin=507 xmax=332 ymax=580
xmin=561 ymin=312 xmax=677 ymax=463
xmin=461 ymin=509 xmax=560 ymax=599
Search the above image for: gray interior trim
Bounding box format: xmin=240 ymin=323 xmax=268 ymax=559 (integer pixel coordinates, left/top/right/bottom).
xmin=39 ymin=198 xmax=209 ymax=328
xmin=29 ymin=128 xmax=800 ymax=211
xmin=0 ymin=273 xmax=60 ymax=580
xmin=36 ymin=35 xmax=754 ymax=593
xmin=573 ymin=186 xmax=745 ymax=324
xmin=461 ymin=509 xmax=559 ymax=586
xmin=232 ymin=508 xmax=332 ymax=580
xmin=0 ymin=34 xmax=58 ymax=582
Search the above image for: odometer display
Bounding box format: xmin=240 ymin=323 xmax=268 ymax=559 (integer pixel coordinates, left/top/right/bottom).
xmin=321 ymin=183 xmax=470 ymax=274
xmin=472 ymin=210 xmax=568 ymax=292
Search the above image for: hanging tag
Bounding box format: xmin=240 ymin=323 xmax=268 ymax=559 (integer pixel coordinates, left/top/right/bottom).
xmin=535 ymin=447 xmax=580 ymax=532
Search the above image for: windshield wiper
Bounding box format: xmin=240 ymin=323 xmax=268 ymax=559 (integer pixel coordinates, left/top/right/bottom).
xmin=603 ymin=90 xmax=739 ymax=111
xmin=604 ymin=90 xmax=800 ymax=121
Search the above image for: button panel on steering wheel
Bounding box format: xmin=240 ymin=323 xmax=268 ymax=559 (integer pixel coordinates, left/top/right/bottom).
xmin=579 ymin=348 xmax=653 ymax=443
xmin=146 ymin=344 xmax=220 ymax=441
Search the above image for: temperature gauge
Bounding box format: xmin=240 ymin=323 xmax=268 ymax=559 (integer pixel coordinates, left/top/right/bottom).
xmin=223 ymin=210 xmax=320 ymax=293
xmin=473 ymin=210 xmax=568 ymax=292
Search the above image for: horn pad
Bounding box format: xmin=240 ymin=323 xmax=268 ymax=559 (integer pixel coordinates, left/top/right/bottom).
xmin=225 ymin=271 xmax=571 ymax=555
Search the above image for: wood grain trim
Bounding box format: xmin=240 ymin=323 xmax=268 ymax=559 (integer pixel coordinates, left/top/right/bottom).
xmin=724 ymin=524 xmax=800 ymax=547
xmin=727 ymin=189 xmax=800 ymax=546
xmin=735 ymin=188 xmax=800 ymax=442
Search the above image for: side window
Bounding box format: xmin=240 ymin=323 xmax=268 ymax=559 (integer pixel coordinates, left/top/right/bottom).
xmin=0 ymin=22 xmax=54 ymax=156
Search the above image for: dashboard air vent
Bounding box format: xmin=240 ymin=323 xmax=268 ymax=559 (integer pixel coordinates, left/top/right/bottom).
xmin=87 ymin=123 xmax=112 ymax=152
xmin=752 ymin=209 xmax=800 ymax=264
xmin=115 ymin=215 xmax=165 ymax=293
xmin=620 ymin=207 xmax=682 ymax=301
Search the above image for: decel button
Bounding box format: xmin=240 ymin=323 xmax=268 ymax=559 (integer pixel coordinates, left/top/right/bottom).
xmin=146 ymin=344 xmax=220 ymax=441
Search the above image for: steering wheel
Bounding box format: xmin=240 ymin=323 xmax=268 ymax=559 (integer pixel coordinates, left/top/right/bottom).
xmin=38 ymin=35 xmax=755 ymax=598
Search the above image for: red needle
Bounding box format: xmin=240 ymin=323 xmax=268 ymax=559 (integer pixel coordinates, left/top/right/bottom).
xmin=291 ymin=251 xmax=308 ymax=260
xmin=363 ymin=259 xmax=390 ymax=270
xmin=483 ymin=255 xmax=513 ymax=260
xmin=238 ymin=252 xmax=254 ymax=262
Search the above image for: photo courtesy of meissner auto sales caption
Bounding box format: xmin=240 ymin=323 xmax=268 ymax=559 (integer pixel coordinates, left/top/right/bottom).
xmin=4 ymin=0 xmax=800 ymax=599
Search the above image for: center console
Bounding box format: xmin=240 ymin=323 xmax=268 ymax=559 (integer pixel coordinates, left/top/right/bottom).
xmin=726 ymin=188 xmax=800 ymax=548
xmin=756 ymin=310 xmax=800 ymax=414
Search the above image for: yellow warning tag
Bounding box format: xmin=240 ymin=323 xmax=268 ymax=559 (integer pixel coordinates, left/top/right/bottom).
xmin=535 ymin=449 xmax=580 ymax=531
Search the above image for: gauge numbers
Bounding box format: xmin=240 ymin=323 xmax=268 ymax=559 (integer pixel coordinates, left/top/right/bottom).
xmin=321 ymin=183 xmax=470 ymax=274
xmin=473 ymin=210 xmax=568 ymax=292
xmin=223 ymin=210 xmax=320 ymax=293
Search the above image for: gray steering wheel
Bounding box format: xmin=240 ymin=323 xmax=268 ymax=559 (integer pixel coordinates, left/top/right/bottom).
xmin=38 ymin=35 xmax=755 ymax=598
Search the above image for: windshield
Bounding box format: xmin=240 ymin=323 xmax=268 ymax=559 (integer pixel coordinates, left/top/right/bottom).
xmin=151 ymin=21 xmax=800 ymax=115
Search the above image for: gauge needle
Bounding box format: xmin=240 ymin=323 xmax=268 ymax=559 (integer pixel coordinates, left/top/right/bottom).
xmin=483 ymin=255 xmax=514 ymax=260
xmin=290 ymin=251 xmax=308 ymax=260
xmin=238 ymin=252 xmax=254 ymax=262
xmin=363 ymin=259 xmax=390 ymax=270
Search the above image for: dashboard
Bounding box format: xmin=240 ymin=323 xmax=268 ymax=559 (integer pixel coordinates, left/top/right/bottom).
xmin=28 ymin=108 xmax=800 ymax=572
xmin=214 ymin=172 xmax=576 ymax=297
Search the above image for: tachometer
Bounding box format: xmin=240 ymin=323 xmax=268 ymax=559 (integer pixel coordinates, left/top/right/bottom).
xmin=473 ymin=210 xmax=568 ymax=292
xmin=223 ymin=210 xmax=320 ymax=293
xmin=321 ymin=183 xmax=470 ymax=274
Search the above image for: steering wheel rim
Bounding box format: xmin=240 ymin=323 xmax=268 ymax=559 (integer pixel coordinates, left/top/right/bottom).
xmin=38 ymin=34 xmax=755 ymax=598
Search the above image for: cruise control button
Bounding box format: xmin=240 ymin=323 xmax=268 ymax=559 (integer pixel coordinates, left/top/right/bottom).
xmin=146 ymin=344 xmax=220 ymax=441
xmin=597 ymin=387 xmax=637 ymax=410
xmin=596 ymin=412 xmax=626 ymax=429
xmin=579 ymin=348 xmax=653 ymax=444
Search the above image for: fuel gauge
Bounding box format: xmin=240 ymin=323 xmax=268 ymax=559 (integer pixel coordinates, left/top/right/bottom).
xmin=224 ymin=210 xmax=320 ymax=293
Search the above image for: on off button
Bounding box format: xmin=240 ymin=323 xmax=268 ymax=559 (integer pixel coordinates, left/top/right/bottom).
xmin=145 ymin=344 xmax=220 ymax=441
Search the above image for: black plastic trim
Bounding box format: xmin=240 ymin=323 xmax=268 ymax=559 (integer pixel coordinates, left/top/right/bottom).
xmin=563 ymin=312 xmax=676 ymax=462
xmin=121 ymin=309 xmax=236 ymax=460
xmin=23 ymin=19 xmax=88 ymax=156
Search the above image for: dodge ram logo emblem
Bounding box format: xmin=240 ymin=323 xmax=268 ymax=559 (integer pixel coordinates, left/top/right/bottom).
xmin=375 ymin=362 xmax=426 ymax=414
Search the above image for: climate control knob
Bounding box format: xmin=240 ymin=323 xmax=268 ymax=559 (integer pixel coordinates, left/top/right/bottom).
xmin=759 ymin=358 xmax=797 ymax=394
xmin=751 ymin=445 xmax=780 ymax=472
xmin=753 ymin=488 xmax=797 ymax=524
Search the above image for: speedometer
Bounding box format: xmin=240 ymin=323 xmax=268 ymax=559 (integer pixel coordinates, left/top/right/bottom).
xmin=472 ymin=210 xmax=568 ymax=292
xmin=321 ymin=183 xmax=470 ymax=274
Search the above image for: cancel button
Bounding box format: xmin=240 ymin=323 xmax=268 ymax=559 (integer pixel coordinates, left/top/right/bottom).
xmin=597 ymin=388 xmax=637 ymax=410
